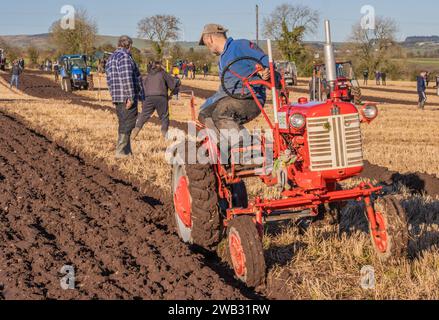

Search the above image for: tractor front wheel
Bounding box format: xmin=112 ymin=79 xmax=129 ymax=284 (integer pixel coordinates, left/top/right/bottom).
xmin=227 ymin=216 xmax=266 ymax=288
xmin=172 ymin=161 xmax=222 ymax=251
xmin=368 ymin=195 xmax=408 ymax=261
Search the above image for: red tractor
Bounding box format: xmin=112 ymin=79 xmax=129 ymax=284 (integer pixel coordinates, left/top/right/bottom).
xmin=310 ymin=60 xmax=363 ymax=105
xmin=171 ymin=21 xmax=408 ymax=288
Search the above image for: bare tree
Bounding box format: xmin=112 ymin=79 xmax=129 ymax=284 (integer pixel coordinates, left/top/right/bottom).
xmin=49 ymin=8 xmax=97 ymax=55
xmin=263 ymin=4 xmax=319 ymax=40
xmin=137 ymin=15 xmax=181 ymax=59
xmin=349 ymin=16 xmax=398 ymax=73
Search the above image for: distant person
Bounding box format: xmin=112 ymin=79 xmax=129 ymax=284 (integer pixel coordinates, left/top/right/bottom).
xmin=10 ymin=60 xmax=22 ymax=89
xmin=172 ymin=74 xmax=181 ymax=100
xmin=363 ymin=69 xmax=369 ymax=85
xmin=53 ymin=62 xmax=60 ymax=82
xmin=425 ymin=71 xmax=430 ymax=87
xmin=131 ymin=61 xmax=180 ymax=139
xmin=203 ymin=63 xmax=209 ymax=78
xmin=381 ymin=72 xmax=387 ymax=86
xmin=375 ymin=71 xmax=381 ymax=85
xmin=106 ymin=35 xmax=145 ymax=158
xmin=19 ymin=58 xmax=25 ymax=70
xmin=182 ymin=62 xmax=188 ymax=79
xmin=417 ymin=71 xmax=427 ymax=110
xmin=187 ymin=62 xmax=194 ymax=80
xmin=193 ymin=63 xmax=197 ymax=79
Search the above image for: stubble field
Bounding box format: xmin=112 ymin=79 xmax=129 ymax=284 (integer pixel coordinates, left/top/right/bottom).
xmin=0 ymin=70 xmax=438 ymax=299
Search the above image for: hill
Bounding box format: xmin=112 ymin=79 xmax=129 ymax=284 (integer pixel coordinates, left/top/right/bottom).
xmin=0 ymin=33 xmax=201 ymax=51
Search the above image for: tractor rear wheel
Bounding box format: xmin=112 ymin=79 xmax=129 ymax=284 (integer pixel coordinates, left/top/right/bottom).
xmin=172 ymin=161 xmax=222 ymax=251
xmin=351 ymin=86 xmax=362 ymax=105
xmin=227 ymin=216 xmax=266 ymax=288
xmin=369 ymin=195 xmax=408 ymax=261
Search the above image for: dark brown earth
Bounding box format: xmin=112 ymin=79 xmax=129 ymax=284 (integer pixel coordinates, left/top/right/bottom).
xmin=0 ymin=110 xmax=251 ymax=300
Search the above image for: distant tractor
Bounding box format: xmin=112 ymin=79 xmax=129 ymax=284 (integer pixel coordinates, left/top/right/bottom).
xmin=310 ymin=60 xmax=362 ymax=105
xmin=59 ymin=54 xmax=94 ymax=92
xmin=0 ymin=49 xmax=6 ymax=71
xmin=276 ymin=61 xmax=298 ymax=86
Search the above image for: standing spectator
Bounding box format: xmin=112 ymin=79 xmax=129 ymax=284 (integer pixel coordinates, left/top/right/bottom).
xmin=131 ymin=61 xmax=180 ymax=139
xmin=417 ymin=71 xmax=427 ymax=110
xmin=19 ymin=58 xmax=25 ymax=70
xmin=426 ymin=71 xmax=430 ymax=87
xmin=172 ymin=74 xmax=181 ymax=100
xmin=192 ymin=63 xmax=197 ymax=79
xmin=106 ymin=35 xmax=145 ymax=158
xmin=10 ymin=60 xmax=22 ymax=89
xmin=187 ymin=62 xmax=193 ymax=80
xmin=381 ymin=72 xmax=387 ymax=86
xmin=203 ymin=63 xmax=209 ymax=78
xmin=53 ymin=61 xmax=60 ymax=82
xmin=363 ymin=69 xmax=369 ymax=85
xmin=181 ymin=61 xmax=187 ymax=79
xmin=375 ymin=71 xmax=381 ymax=85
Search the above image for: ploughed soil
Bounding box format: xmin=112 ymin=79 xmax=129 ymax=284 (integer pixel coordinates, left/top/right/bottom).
xmin=0 ymin=110 xmax=249 ymax=300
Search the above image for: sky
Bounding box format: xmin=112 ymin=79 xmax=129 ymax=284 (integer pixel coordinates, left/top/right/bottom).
xmin=1 ymin=0 xmax=439 ymax=42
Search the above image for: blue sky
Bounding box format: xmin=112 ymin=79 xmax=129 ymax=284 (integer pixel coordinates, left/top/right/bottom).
xmin=1 ymin=0 xmax=439 ymax=42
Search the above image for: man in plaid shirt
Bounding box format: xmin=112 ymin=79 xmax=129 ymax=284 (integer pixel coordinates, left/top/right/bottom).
xmin=106 ymin=35 xmax=145 ymax=158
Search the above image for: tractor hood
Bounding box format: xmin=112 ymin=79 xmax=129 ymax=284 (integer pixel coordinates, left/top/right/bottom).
xmin=283 ymin=98 xmax=358 ymax=118
xmin=277 ymin=98 xmax=359 ymax=131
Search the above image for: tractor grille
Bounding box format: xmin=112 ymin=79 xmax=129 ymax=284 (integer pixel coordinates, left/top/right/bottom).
xmin=307 ymin=113 xmax=363 ymax=171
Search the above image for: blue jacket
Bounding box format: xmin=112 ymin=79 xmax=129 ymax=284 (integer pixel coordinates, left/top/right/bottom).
xmin=201 ymin=38 xmax=269 ymax=110
xmin=417 ymin=76 xmax=426 ymax=93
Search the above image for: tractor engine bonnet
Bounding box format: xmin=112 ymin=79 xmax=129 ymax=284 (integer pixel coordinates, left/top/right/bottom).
xmin=277 ymin=99 xmax=364 ymax=189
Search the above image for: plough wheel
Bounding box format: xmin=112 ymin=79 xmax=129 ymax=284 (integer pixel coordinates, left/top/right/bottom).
xmin=171 ymin=161 xmax=222 ymax=251
xmin=369 ymin=195 xmax=409 ymax=261
xmin=227 ymin=216 xmax=266 ymax=288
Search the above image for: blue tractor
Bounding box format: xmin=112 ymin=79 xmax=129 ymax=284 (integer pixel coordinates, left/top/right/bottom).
xmin=59 ymin=54 xmax=94 ymax=92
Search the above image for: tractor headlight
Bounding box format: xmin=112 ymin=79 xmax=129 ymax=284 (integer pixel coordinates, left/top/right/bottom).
xmin=290 ymin=114 xmax=306 ymax=129
xmin=362 ymin=105 xmax=378 ymax=120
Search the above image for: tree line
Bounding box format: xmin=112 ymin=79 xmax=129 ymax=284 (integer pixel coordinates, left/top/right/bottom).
xmin=1 ymin=4 xmax=433 ymax=79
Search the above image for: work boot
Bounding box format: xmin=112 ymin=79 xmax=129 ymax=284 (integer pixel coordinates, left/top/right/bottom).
xmin=131 ymin=127 xmax=141 ymax=141
xmin=115 ymin=133 xmax=132 ymax=158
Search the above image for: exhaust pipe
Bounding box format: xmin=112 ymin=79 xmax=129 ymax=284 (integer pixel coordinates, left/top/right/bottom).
xmin=323 ymin=20 xmax=337 ymax=92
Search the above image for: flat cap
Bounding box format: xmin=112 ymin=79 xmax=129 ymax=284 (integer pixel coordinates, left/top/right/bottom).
xmin=199 ymin=24 xmax=228 ymax=46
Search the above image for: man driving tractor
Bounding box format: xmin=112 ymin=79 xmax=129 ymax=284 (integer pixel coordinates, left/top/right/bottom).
xmin=198 ymin=24 xmax=271 ymax=136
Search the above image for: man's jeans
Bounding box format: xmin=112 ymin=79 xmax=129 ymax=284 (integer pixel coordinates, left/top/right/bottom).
xmin=115 ymin=101 xmax=138 ymax=157
xmin=198 ymin=97 xmax=261 ymax=132
xmin=10 ymin=75 xmax=19 ymax=89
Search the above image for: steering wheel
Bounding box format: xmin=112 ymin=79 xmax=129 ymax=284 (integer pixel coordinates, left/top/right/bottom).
xmin=221 ymin=56 xmax=265 ymax=100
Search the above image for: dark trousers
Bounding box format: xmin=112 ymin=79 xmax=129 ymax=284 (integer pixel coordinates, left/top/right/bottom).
xmin=198 ymin=97 xmax=261 ymax=132
xmin=115 ymin=101 xmax=138 ymax=156
xmin=418 ymin=91 xmax=426 ymax=109
xmin=136 ymin=96 xmax=169 ymax=136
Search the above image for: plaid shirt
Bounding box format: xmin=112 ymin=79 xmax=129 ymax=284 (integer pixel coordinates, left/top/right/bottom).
xmin=106 ymin=48 xmax=145 ymax=103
